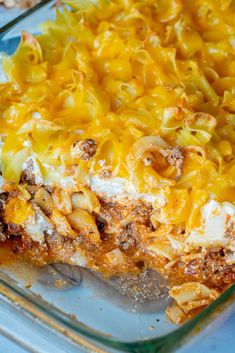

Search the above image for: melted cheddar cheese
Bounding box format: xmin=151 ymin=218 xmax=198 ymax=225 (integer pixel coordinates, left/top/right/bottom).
xmin=1 ymin=0 xmax=235 ymax=233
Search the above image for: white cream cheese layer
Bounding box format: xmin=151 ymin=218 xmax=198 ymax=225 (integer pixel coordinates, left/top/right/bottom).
xmin=89 ymin=175 xmax=159 ymax=203
xmin=18 ymin=154 xmax=160 ymax=202
xmin=23 ymin=159 xmax=235 ymax=263
xmin=186 ymin=200 xmax=235 ymax=253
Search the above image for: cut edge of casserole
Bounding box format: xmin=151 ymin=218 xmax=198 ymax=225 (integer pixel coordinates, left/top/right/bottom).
xmin=0 ymin=0 xmax=235 ymax=324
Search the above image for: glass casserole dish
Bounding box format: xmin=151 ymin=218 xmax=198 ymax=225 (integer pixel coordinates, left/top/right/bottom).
xmin=0 ymin=1 xmax=235 ymax=352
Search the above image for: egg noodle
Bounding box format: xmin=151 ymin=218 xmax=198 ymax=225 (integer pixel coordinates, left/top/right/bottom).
xmin=0 ymin=0 xmax=235 ymax=323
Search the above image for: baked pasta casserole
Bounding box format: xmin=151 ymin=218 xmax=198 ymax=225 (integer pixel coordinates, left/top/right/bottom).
xmin=0 ymin=0 xmax=235 ymax=323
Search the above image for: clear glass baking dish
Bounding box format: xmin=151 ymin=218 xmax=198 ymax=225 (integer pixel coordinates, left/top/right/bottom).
xmin=0 ymin=3 xmax=234 ymax=352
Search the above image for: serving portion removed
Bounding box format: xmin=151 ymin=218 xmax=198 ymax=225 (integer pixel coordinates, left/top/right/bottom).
xmin=0 ymin=0 xmax=234 ymax=323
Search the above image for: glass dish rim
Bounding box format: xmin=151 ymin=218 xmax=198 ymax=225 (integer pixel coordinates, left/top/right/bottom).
xmin=0 ymin=3 xmax=235 ymax=352
xmin=0 ymin=0 xmax=54 ymax=40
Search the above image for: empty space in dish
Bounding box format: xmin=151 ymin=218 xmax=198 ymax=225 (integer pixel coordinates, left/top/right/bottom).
xmin=0 ymin=261 xmax=174 ymax=342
